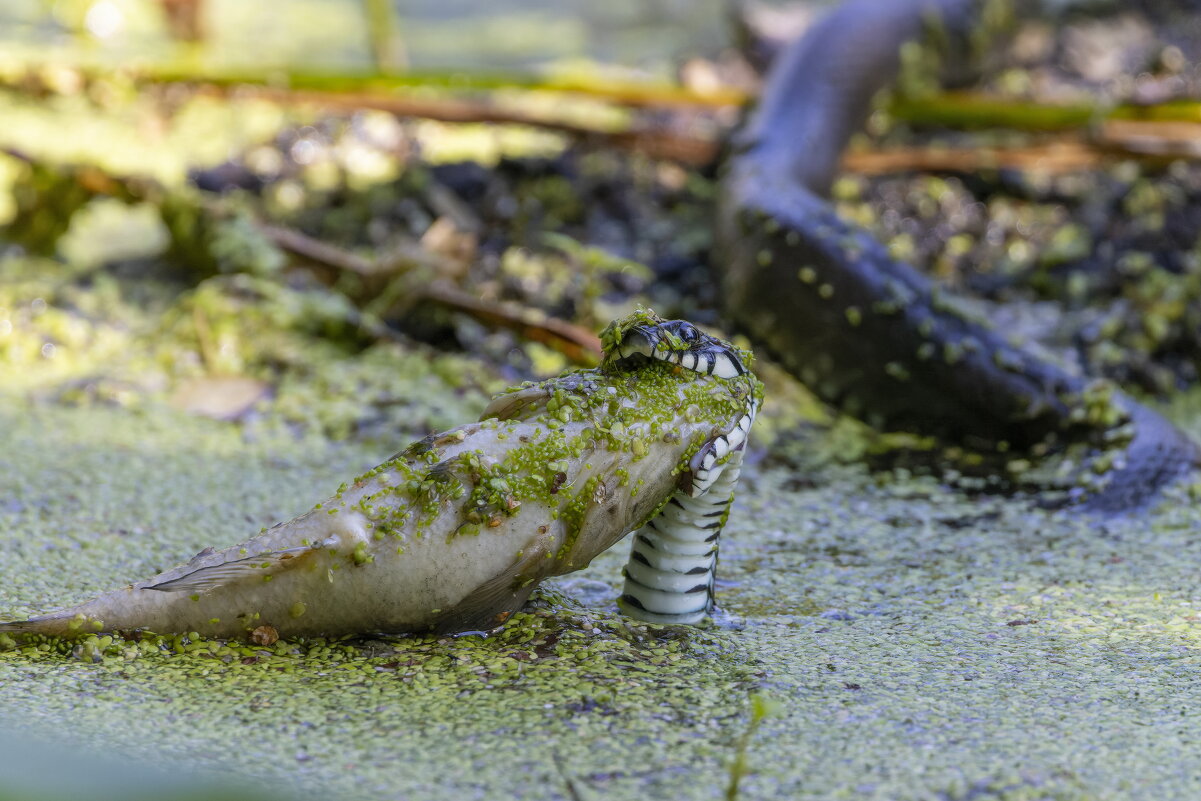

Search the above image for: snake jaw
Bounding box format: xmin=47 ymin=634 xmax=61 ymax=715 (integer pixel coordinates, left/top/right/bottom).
xmin=601 ymin=310 xmax=759 ymax=500
xmin=685 ymin=400 xmax=758 ymax=498
xmin=602 ymin=310 xmax=751 ymax=380
xmin=613 ymin=325 xmax=748 ymax=380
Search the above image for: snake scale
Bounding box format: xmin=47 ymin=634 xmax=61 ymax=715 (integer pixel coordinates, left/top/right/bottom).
xmin=719 ymin=0 xmax=1200 ymax=510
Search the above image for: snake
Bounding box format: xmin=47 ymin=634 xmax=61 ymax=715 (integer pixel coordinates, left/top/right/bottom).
xmin=718 ymin=0 xmax=1200 ymax=511
xmin=1 ymin=310 xmax=762 ymax=639
xmin=604 ymin=317 xmax=759 ymax=624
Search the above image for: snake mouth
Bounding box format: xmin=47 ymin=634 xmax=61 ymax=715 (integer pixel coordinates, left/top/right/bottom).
xmin=606 ymin=318 xmax=749 ymax=380
xmin=600 ymin=310 xmax=760 ymax=496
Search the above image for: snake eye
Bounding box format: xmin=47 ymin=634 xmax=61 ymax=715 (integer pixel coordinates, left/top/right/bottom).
xmin=678 ymin=324 xmax=700 ymax=342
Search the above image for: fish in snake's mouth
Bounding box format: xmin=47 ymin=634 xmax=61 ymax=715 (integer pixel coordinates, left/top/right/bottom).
xmin=601 ymin=309 xmax=759 ymax=495
xmin=602 ymin=312 xmax=750 ymax=380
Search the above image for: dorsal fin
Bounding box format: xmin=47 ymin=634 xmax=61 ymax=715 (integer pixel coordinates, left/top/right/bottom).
xmin=145 ymin=537 xmax=336 ymax=594
xmin=480 ymin=385 xmax=550 ymax=422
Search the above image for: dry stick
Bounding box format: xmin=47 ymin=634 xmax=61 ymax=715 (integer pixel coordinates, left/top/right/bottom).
xmin=419 ymin=283 xmax=602 ymax=365
xmin=1100 ymin=119 xmax=1201 ymax=158
xmin=260 ymin=224 xmax=602 ymax=364
xmin=841 ymin=124 xmax=1201 ymax=175
xmin=258 ymin=224 xmax=379 ymax=275
xmin=200 ymin=84 xmax=725 ymax=165
xmin=841 ymin=137 xmax=1109 ymax=175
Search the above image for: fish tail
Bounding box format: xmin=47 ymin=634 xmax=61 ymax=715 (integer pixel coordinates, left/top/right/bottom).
xmin=0 ymin=612 xmax=77 ymax=637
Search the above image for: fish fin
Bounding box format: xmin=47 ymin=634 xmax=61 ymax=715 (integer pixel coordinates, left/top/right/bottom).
xmin=480 ymin=386 xmax=549 ymax=422
xmin=429 ymin=540 xmax=553 ymax=633
xmin=0 ymin=612 xmax=76 ymax=636
xmin=145 ymin=539 xmax=334 ymax=594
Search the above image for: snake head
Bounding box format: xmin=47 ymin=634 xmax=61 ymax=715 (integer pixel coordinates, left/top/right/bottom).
xmin=601 ymin=308 xmax=753 ymax=379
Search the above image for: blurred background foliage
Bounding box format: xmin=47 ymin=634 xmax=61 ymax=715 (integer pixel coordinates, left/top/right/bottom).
xmin=0 ymin=0 xmax=728 ymax=72
xmin=0 ymin=0 xmax=786 ymax=446
xmin=1 ymin=0 xmax=1200 ymax=458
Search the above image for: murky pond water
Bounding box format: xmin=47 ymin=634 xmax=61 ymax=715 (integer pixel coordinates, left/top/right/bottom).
xmin=3 ymin=391 xmax=1200 ymax=800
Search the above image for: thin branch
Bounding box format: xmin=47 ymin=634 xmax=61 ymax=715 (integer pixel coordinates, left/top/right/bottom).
xmin=145 ymin=66 xmax=746 ymax=109
xmin=418 ymin=282 xmax=602 ymax=365
xmin=261 ymin=222 xmax=602 ymax=364
xmin=198 ymin=84 xmax=723 ymax=165
xmin=841 ymin=138 xmax=1108 ymax=175
xmin=259 ymin=224 xmax=378 ymax=275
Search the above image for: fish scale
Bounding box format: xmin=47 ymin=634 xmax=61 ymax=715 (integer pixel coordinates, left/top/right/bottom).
xmin=1 ymin=310 xmax=762 ymax=640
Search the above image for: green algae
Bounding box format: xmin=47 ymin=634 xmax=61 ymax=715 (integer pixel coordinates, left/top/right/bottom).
xmin=0 ymin=254 xmax=499 ymax=443
xmin=3 ymin=389 xmax=1201 ymax=800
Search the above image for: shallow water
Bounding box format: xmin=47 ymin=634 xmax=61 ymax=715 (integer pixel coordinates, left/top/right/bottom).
xmin=3 ymin=394 xmax=1200 ymax=800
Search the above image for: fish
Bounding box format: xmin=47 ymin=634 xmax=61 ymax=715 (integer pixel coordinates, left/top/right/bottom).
xmin=1 ymin=310 xmax=762 ymax=640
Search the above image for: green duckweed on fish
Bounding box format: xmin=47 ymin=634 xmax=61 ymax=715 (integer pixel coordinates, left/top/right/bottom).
xmin=1 ymin=310 xmax=763 ymax=641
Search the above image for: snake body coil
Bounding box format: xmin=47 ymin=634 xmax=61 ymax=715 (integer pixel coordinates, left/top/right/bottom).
xmin=719 ymin=0 xmax=1200 ymax=509
xmin=601 ymin=313 xmax=760 ymax=624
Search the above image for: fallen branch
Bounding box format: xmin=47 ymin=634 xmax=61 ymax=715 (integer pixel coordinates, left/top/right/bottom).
xmin=1100 ymin=119 xmax=1201 ymax=159
xmin=257 ymin=221 xmax=600 ymax=363
xmin=841 ymin=137 xmax=1108 ymax=175
xmin=255 ymin=224 xmax=601 ymax=363
xmin=418 ymin=282 xmax=602 ymax=365
xmin=199 ymin=84 xmax=724 ymax=166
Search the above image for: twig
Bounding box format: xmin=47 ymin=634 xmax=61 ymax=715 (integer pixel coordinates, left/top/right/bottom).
xmin=261 ymin=222 xmax=602 ymax=364
xmin=840 ymin=123 xmax=1201 ymax=176
xmin=258 ymin=224 xmax=378 ymax=275
xmin=199 ymin=85 xmax=723 ymax=165
xmin=841 ymin=138 xmax=1107 ymax=175
xmin=1100 ymin=119 xmax=1201 ymax=159
xmin=419 ymin=282 xmax=602 ymax=365
xmin=145 ymin=66 xmax=747 ymax=109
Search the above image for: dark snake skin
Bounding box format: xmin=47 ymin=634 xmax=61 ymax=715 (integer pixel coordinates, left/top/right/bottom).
xmin=718 ymin=0 xmax=1200 ymax=510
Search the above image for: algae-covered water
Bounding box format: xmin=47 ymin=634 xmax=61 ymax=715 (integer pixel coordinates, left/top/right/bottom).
xmin=2 ymin=5 xmax=1201 ymax=793
xmin=3 ymin=387 xmax=1201 ymax=800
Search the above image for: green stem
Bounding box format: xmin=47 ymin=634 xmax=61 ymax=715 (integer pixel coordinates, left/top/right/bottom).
xmin=891 ymin=92 xmax=1201 ymax=131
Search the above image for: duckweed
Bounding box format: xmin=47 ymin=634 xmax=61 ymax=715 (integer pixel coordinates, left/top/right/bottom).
xmin=4 ymin=388 xmax=1201 ymax=799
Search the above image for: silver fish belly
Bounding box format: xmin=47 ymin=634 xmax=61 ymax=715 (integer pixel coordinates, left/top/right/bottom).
xmin=2 ymin=311 xmax=762 ymax=640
